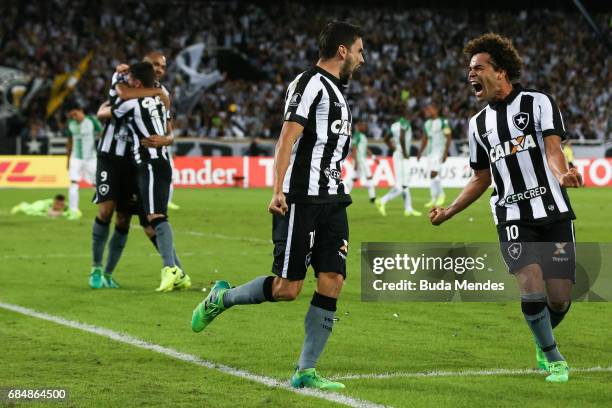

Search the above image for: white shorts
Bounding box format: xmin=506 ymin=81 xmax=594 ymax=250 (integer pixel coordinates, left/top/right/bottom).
xmin=354 ymin=158 xmax=372 ymax=179
xmin=69 ymin=157 xmax=96 ymax=184
xmin=428 ymin=154 xmax=443 ymax=174
xmin=392 ymin=153 xmax=411 ymax=187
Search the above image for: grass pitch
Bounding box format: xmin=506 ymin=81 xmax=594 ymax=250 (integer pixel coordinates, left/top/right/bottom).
xmin=1 ymin=186 xmax=611 ymax=407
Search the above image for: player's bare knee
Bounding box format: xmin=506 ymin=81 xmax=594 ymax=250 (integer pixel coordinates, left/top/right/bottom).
xmin=115 ymin=212 xmax=131 ymax=230
xmin=548 ymin=300 xmax=570 ymax=312
xmin=97 ymin=203 xmax=114 ymax=222
xmin=143 ymin=225 xmax=156 ymax=238
xmin=273 ymin=278 xmax=303 ymax=301
xmin=317 ymin=272 xmax=344 ymax=298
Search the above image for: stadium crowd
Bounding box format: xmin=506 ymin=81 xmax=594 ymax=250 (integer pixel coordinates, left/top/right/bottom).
xmin=1 ymin=0 xmax=610 ymax=145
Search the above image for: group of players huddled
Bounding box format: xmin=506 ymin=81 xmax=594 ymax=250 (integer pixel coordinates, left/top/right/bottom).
xmin=81 ymin=52 xmax=189 ymax=293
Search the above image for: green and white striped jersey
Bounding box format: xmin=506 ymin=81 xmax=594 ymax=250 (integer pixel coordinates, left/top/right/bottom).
xmin=68 ymin=116 xmax=97 ymax=160
xmin=389 ymin=117 xmax=412 ymax=156
xmin=424 ymin=117 xmax=450 ymax=156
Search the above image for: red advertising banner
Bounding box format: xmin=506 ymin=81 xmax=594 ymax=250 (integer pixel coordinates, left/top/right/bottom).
xmin=171 ymin=157 xmax=612 ymax=188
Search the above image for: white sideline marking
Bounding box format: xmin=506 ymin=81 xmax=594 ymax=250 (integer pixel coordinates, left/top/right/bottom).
xmin=0 ymin=301 xmax=386 ymax=408
xmin=181 ymin=230 xmax=270 ymax=244
xmin=332 ymin=366 xmax=612 ymax=380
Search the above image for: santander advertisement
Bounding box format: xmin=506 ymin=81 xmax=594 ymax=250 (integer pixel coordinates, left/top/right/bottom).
xmin=170 ymin=156 xmax=612 ymax=188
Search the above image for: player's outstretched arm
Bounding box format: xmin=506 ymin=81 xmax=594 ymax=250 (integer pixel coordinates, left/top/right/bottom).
xmin=429 ymin=168 xmax=491 ymax=225
xmin=268 ymin=121 xmax=303 ymax=216
xmin=544 ymin=135 xmax=582 ymax=188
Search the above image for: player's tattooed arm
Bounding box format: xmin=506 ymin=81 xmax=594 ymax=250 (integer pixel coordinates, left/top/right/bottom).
xmin=429 ymin=168 xmax=491 ymax=225
xmin=268 ymin=121 xmax=303 ymax=216
xmin=544 ymin=135 xmax=582 ymax=188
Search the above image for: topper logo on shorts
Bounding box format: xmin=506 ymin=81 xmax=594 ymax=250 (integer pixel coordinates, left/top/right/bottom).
xmin=497 ymin=186 xmax=547 ymax=206
xmin=508 ymin=242 xmax=522 ymax=260
xmin=330 ymin=119 xmax=351 ymax=136
xmin=552 ymin=242 xmax=570 ymax=262
xmin=489 ymin=134 xmax=537 ymax=163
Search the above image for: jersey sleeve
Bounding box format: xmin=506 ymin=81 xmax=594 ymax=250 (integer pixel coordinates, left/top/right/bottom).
xmin=283 ymin=76 xmax=322 ymax=128
xmin=111 ymin=99 xmax=137 ymax=120
xmin=109 ymin=72 xmax=127 ymax=99
xmin=468 ymin=119 xmax=489 ymax=170
xmin=538 ymin=94 xmax=566 ymax=139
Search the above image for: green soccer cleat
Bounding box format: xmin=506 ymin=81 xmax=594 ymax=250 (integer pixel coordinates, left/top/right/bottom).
xmin=89 ymin=267 xmax=104 ymax=289
xmin=404 ymin=209 xmax=422 ymax=217
xmin=290 ymin=368 xmax=345 ymax=390
xmin=374 ymin=198 xmax=386 ymax=216
xmin=435 ymin=194 xmax=446 ymax=207
xmin=424 ymin=200 xmax=434 ymax=208
xmin=173 ymin=272 xmax=191 ymax=290
xmin=167 ymin=201 xmax=180 ymax=210
xmin=102 ymin=273 xmax=120 ymax=288
xmin=535 ymin=343 xmax=548 ymax=370
xmin=66 ymin=209 xmax=82 ymax=220
xmin=545 ymin=360 xmax=569 ymax=383
xmin=156 ymin=266 xmax=182 ymax=292
xmin=191 ymin=280 xmax=231 ymax=333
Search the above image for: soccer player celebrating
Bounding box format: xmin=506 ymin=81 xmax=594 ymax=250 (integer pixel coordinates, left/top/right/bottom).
xmin=429 ymin=33 xmax=582 ymax=383
xmin=191 ymin=21 xmax=364 ymax=390
xmin=376 ymin=115 xmax=421 ymax=217
xmin=65 ymin=101 xmax=98 ymax=220
xmin=345 ymin=120 xmax=376 ymax=202
xmin=90 ymin=60 xmax=169 ymax=289
xmin=417 ymin=103 xmax=452 ymax=207
xmin=99 ymin=62 xmax=190 ymax=293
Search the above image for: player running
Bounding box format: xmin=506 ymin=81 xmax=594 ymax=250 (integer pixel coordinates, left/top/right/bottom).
xmin=191 ymin=21 xmax=364 ymax=390
xmin=345 ymin=120 xmax=376 ymax=202
xmin=375 ymin=116 xmax=421 ymax=217
xmin=98 ymin=62 xmax=190 ymax=292
xmin=429 ymin=33 xmax=582 ymax=383
xmin=65 ymin=101 xmax=100 ymax=220
xmin=417 ymin=103 xmax=451 ymax=208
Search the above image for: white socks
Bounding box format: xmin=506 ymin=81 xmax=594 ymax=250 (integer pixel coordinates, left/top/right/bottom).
xmin=69 ymin=182 xmax=79 ymax=211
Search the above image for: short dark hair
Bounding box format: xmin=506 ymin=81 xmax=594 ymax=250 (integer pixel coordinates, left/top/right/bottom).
xmin=318 ymin=21 xmax=362 ymax=60
xmin=463 ymin=33 xmax=522 ymax=81
xmin=54 ymin=194 xmax=65 ymax=201
xmin=129 ymin=62 xmax=155 ymax=87
xmin=64 ymin=99 xmax=81 ymax=112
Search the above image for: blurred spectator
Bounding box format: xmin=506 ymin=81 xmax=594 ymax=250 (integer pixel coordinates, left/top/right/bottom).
xmin=0 ymin=0 xmax=609 ymax=144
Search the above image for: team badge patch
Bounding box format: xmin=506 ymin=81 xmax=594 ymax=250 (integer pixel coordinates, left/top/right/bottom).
xmin=98 ymin=184 xmax=110 ymax=196
xmin=512 ymin=112 xmax=530 ymax=131
xmin=508 ymin=242 xmax=522 ymax=260
xmin=288 ymin=93 xmax=301 ymax=107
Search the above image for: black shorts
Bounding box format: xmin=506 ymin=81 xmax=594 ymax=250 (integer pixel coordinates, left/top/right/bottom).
xmin=272 ymin=202 xmax=349 ymax=281
xmin=137 ymin=160 xmax=172 ymax=216
xmin=93 ymin=155 xmax=139 ymax=213
xmin=497 ymin=220 xmax=576 ymax=282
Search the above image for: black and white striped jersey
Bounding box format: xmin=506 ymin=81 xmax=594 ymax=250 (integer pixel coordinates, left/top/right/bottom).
xmin=282 ymin=66 xmax=353 ymax=204
xmin=97 ymin=72 xmax=132 ymax=158
xmin=111 ymin=96 xmax=169 ymax=164
xmin=468 ymin=84 xmax=575 ymax=226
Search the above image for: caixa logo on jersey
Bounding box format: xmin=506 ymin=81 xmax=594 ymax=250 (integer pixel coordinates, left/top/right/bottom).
xmin=330 ymin=119 xmax=352 ymax=136
xmin=489 ymin=134 xmax=537 ymax=163
xmin=323 ymin=167 xmax=342 ymax=181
